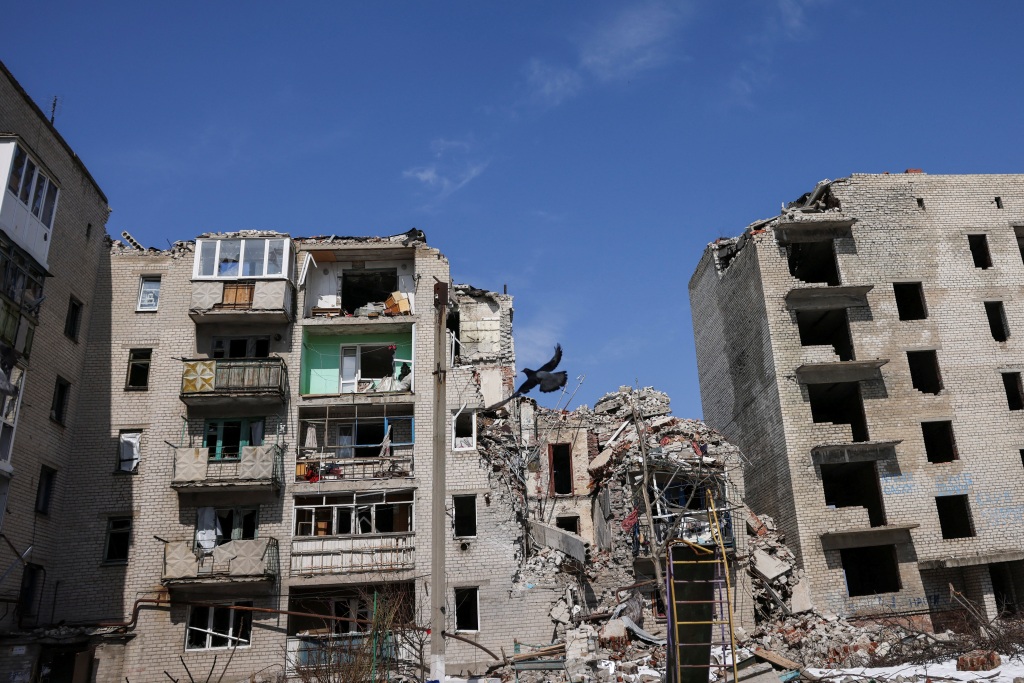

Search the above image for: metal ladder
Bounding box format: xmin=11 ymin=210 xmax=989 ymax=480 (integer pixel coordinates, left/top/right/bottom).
xmin=666 ymin=495 xmax=738 ymax=683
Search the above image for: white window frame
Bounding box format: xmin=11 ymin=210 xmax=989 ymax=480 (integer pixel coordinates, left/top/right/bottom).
xmin=6 ymin=143 xmax=59 ymax=229
xmin=193 ymin=238 xmax=290 ymax=280
xmin=339 ymin=344 xmax=410 ymax=394
xmin=453 ymin=586 xmax=480 ymax=633
xmin=293 ymin=490 xmax=414 ymax=538
xmin=185 ymin=601 xmax=253 ymax=650
xmin=136 ymin=276 xmax=161 ymax=311
xmin=452 ymin=408 xmax=477 ymax=451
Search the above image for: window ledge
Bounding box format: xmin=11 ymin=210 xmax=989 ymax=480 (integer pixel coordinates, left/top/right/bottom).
xmin=100 ymin=560 xmax=129 ymax=567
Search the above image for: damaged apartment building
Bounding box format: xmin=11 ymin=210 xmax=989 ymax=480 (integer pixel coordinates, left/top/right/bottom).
xmin=690 ymin=172 xmax=1024 ymax=630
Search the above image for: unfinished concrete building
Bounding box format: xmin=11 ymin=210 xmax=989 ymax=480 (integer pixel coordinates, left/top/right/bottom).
xmin=690 ymin=173 xmax=1024 ymax=628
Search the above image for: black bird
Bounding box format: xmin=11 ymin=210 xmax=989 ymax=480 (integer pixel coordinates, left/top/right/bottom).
xmin=516 ymin=344 xmax=567 ymax=395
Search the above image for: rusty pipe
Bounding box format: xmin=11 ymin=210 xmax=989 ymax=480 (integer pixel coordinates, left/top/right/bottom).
xmin=441 ymin=630 xmax=500 ymax=661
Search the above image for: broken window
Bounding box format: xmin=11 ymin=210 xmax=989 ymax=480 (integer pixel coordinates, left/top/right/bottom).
xmin=195 ymin=507 xmax=258 ymax=552
xmin=663 ymin=481 xmax=708 ymax=510
xmin=453 ymin=411 xmax=476 ymax=451
xmin=1004 ymin=373 xmax=1024 ymax=410
xmin=985 ymin=301 xmax=1010 ymax=342
xmin=549 ymin=443 xmax=573 ymax=495
xmin=204 ymin=418 xmax=263 ymax=460
xmin=907 ymin=350 xmax=943 ymax=394
xmin=342 ymin=269 xmax=398 ymax=313
xmin=454 ymin=587 xmax=479 ymax=631
xmin=294 ymin=490 xmax=413 ymax=537
xmin=893 ymin=283 xmax=927 ymax=320
xmin=103 ymin=517 xmax=131 ymax=563
xmin=806 ymin=382 xmax=869 ymax=442
xmin=453 ymin=495 xmax=476 ymax=537
xmin=118 ymin=430 xmax=142 ymax=473
xmin=840 ymin=545 xmax=901 ymax=597
xmin=795 ymin=309 xmax=854 ymax=361
xmin=63 ymin=297 xmax=81 ymax=341
xmin=186 ymin=602 xmax=253 ymax=650
xmin=125 ymin=348 xmax=151 ymax=389
xmin=936 ymin=495 xmax=975 ymax=539
xmin=340 ymin=344 xmax=406 ymax=393
xmin=821 ymin=462 xmax=886 ymax=527
xmin=136 ymin=276 xmax=160 ymax=311
xmin=968 ymin=234 xmax=993 ymax=269
xmin=50 ymin=376 xmax=70 ymax=425
xmin=787 ymin=240 xmax=840 ymax=285
xmin=35 ymin=466 xmax=55 ymax=515
xmin=922 ymin=421 xmax=958 ymax=463
xmin=556 ymin=516 xmax=580 ymax=535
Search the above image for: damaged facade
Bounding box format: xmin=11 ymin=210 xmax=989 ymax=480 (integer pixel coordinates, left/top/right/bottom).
xmin=690 ymin=173 xmax=1024 ymax=630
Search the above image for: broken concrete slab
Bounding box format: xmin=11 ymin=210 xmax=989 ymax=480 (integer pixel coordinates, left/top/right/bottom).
xmin=530 ymin=520 xmax=588 ymax=564
xmin=789 ymin=577 xmax=813 ymax=614
xmin=752 ymin=548 xmax=791 ymax=582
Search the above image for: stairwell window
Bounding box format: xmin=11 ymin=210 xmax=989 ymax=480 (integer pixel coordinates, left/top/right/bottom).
xmin=186 ymin=602 xmax=253 ymax=650
xmin=63 ymin=297 xmax=82 ymax=341
xmin=136 ymin=276 xmax=161 ymax=311
xmin=50 ymin=376 xmax=70 ymax=425
xmin=125 ymin=349 xmax=151 ymax=390
xmin=103 ymin=517 xmax=132 ymax=563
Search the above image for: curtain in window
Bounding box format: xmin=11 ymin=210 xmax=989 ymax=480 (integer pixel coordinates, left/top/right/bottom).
xmin=119 ymin=432 xmax=141 ymax=472
xmin=249 ymin=419 xmax=264 ymax=447
xmin=196 ymin=507 xmax=218 ymax=553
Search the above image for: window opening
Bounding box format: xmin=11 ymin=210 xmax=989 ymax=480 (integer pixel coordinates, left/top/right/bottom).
xmin=6 ymin=145 xmax=58 ymax=229
xmin=662 ymin=481 xmax=709 ymax=510
xmin=990 ymin=562 xmax=1019 ymax=617
xmin=342 ymin=269 xmax=398 ymax=314
xmin=893 ymin=283 xmax=927 ymax=320
xmin=840 ymin=545 xmax=901 ymax=596
xmin=35 ymin=466 xmax=56 ymax=514
xmin=204 ymin=418 xmax=263 ymax=460
xmin=195 ymin=507 xmax=258 ymax=552
xmin=788 ymin=240 xmax=840 ymax=285
xmin=454 ymin=587 xmax=479 ymax=631
xmin=453 ymin=411 xmax=476 ymax=450
xmin=50 ymin=376 xmax=70 ymax=425
xmin=922 ymin=421 xmax=958 ymax=463
xmin=806 ymin=382 xmax=869 ymax=442
xmin=294 ymin=490 xmax=413 ymax=537
xmin=549 ymin=443 xmax=573 ymax=495
xmin=126 ymin=349 xmax=151 ymax=389
xmin=917 ymin=197 xmax=925 ymax=209
xmin=968 ymin=234 xmax=993 ymax=269
xmin=339 ymin=344 xmax=405 ymax=393
xmin=996 ymin=197 xmax=1004 ymax=210
xmin=186 ymin=602 xmax=253 ymax=650
xmin=0 ymin=367 xmax=24 ymax=464
xmin=821 ymin=462 xmax=885 ymax=526
xmin=907 ymin=350 xmax=943 ymax=394
xmin=63 ymin=297 xmax=82 ymax=341
xmin=104 ymin=517 xmax=132 ymax=563
xmin=796 ymin=309 xmax=854 ymax=361
xmin=118 ymin=431 xmax=142 ymax=473
xmin=137 ymin=276 xmax=161 ymax=311
xmin=212 ymin=337 xmax=270 ymax=359
xmin=1003 ymin=372 xmax=1024 ymax=410
xmin=985 ymin=301 xmax=1010 ymax=342
xmin=1015 ymin=227 xmax=1024 ymax=265
xmin=936 ymin=495 xmax=975 ymax=539
xmin=17 ymin=564 xmax=42 ymax=621
xmin=555 ymin=516 xmax=580 ymax=535
xmin=453 ymin=495 xmax=476 ymax=537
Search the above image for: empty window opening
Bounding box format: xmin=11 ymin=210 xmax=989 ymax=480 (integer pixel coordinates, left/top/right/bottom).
xmin=454 ymin=587 xmax=479 ymax=631
xmin=1015 ymin=227 xmax=1024 ymax=265
xmin=447 ymin=311 xmax=461 ymax=357
xmin=893 ymin=283 xmax=927 ymax=320
xmin=453 ymin=411 xmax=476 ymax=450
xmin=968 ymin=234 xmax=993 ymax=269
xmin=1004 ymin=373 xmax=1024 ymax=410
xmin=787 ymin=240 xmax=840 ymax=286
xmin=821 ymin=462 xmax=886 ymax=527
xmin=212 ymin=337 xmax=270 ymax=359
xmin=840 ymin=545 xmax=901 ymax=597
xmin=916 ymin=198 xmax=925 ymax=209
xmin=990 ymin=562 xmax=1020 ymax=617
xmin=104 ymin=517 xmax=132 ymax=563
xmin=996 ymin=197 xmax=1004 ymax=210
xmin=922 ymin=421 xmax=958 ymax=463
xmin=807 ymin=382 xmax=869 ymax=442
xmin=556 ymin=516 xmax=580 ymax=535
xmin=50 ymin=377 xmax=70 ymax=425
xmin=663 ymin=481 xmax=709 ymax=510
xmin=796 ymin=309 xmax=854 ymax=361
xmin=342 ymin=269 xmax=398 ymax=313
xmin=549 ymin=443 xmax=573 ymax=495
xmin=35 ymin=466 xmax=56 ymax=515
xmin=63 ymin=297 xmax=82 ymax=341
xmin=17 ymin=563 xmax=42 ymax=621
xmin=1020 ymin=449 xmax=1024 ymax=469
xmin=936 ymin=495 xmax=975 ymax=539
xmin=453 ymin=495 xmax=476 ymax=537
xmin=126 ymin=349 xmax=151 ymax=389
xmin=907 ymin=350 xmax=943 ymax=394
xmin=986 ymin=301 xmax=1010 ymax=342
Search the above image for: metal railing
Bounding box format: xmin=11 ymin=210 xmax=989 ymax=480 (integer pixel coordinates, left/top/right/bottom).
xmin=295 ymin=444 xmax=413 ymax=482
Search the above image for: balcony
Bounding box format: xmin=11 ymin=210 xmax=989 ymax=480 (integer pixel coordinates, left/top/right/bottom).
xmin=302 ymin=331 xmax=414 ymax=397
xmin=162 ymin=538 xmax=279 ymax=590
xmin=190 ymin=279 xmax=294 ymax=324
xmin=296 ymin=444 xmax=413 ymax=483
xmin=172 ymin=444 xmax=284 ymax=492
xmin=180 ymin=357 xmax=286 ymax=407
xmin=291 ymin=534 xmax=414 ymax=576
xmin=285 ymin=635 xmax=415 ymax=676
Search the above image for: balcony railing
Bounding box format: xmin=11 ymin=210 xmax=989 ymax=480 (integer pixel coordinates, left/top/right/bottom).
xmin=172 ymin=444 xmax=284 ymax=491
xmin=291 ymin=534 xmax=414 ymax=576
xmin=295 ymin=444 xmax=413 ymax=483
xmin=190 ymin=279 xmax=293 ymax=323
xmin=285 ymin=635 xmax=416 ymax=676
xmin=162 ymin=538 xmax=279 ymax=586
xmin=181 ymin=357 xmax=286 ymax=403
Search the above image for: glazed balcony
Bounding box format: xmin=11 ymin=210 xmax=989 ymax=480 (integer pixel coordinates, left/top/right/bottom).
xmin=290 ymin=534 xmax=414 ymax=576
xmin=190 ymin=279 xmax=294 ymax=324
xmin=162 ymin=538 xmax=279 ymax=590
xmin=180 ymin=357 xmax=287 ymax=407
xmin=295 ymin=444 xmax=413 ymax=483
xmin=172 ymin=444 xmax=284 ymax=492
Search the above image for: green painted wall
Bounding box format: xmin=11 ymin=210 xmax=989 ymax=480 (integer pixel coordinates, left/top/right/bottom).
xmin=301 ymin=331 xmax=413 ymax=394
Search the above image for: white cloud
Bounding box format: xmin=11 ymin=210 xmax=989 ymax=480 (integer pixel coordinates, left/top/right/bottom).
xmin=578 ymin=2 xmax=684 ymax=82
xmin=526 ymin=59 xmax=584 ymax=107
xmin=402 ymin=161 xmax=489 ymax=203
xmin=430 ymin=137 xmax=473 ymax=157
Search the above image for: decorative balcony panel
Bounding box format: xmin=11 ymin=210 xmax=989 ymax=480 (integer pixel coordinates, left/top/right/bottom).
xmin=290 ymin=534 xmax=414 ymax=575
xmin=189 ymin=279 xmax=293 ymax=324
xmin=162 ymin=538 xmax=279 ymax=589
xmin=180 ymin=357 xmax=286 ymax=406
xmin=172 ymin=445 xmax=283 ymax=492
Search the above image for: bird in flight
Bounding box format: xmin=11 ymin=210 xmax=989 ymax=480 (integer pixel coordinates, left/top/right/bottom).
xmin=486 ymin=344 xmax=567 ymax=410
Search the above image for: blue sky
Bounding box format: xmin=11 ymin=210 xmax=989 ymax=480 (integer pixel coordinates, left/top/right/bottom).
xmin=5 ymin=2 xmax=1024 ymax=417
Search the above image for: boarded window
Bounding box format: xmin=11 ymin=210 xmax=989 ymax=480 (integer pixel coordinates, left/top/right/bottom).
xmin=218 ymin=282 xmax=255 ymax=309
